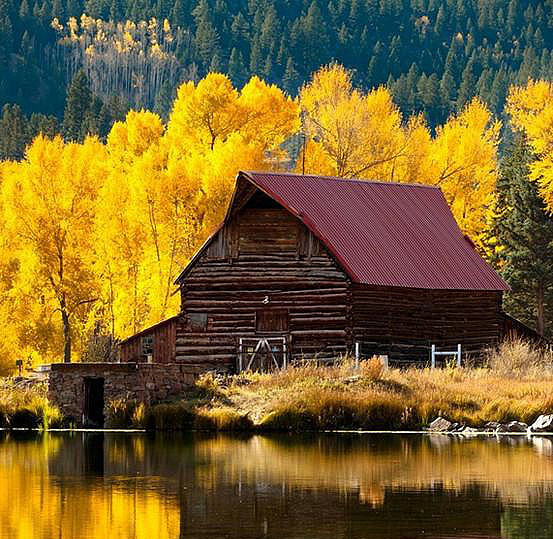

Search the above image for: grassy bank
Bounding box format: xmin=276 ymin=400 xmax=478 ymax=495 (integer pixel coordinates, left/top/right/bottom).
xmin=0 ymin=379 xmax=63 ymax=429
xmin=106 ymin=339 xmax=553 ymax=431
xmin=2 ymin=340 xmax=553 ymax=431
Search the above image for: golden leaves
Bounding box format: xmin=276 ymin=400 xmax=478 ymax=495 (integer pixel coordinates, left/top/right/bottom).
xmin=299 ymin=64 xmax=500 ymax=247
xmin=299 ymin=64 xmax=410 ymax=180
xmin=429 ymin=99 xmax=500 ymax=245
xmin=506 ymin=80 xmax=553 ymax=209
xmin=95 ymin=73 xmax=297 ymax=343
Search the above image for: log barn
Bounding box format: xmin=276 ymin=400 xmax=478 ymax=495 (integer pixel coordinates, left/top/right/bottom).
xmin=120 ymin=171 xmax=519 ymax=371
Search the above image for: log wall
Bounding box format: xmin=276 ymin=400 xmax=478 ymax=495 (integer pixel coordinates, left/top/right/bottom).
xmin=176 ymin=205 xmax=350 ymax=371
xmin=120 ymin=316 xmax=179 ymax=363
xmin=121 ymin=181 xmax=509 ymax=370
xmin=352 ymin=284 xmax=503 ymax=364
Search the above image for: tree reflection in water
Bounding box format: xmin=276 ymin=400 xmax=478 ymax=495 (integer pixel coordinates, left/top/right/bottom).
xmin=0 ymin=432 xmax=552 ymax=538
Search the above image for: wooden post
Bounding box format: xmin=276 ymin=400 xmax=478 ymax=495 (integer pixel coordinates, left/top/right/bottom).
xmin=238 ymin=338 xmax=243 ymax=373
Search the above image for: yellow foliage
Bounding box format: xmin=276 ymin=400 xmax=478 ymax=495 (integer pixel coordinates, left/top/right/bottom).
xmin=2 ymin=136 xmax=106 ymax=363
xmin=507 ymin=80 xmax=553 ymax=209
xmin=300 ymin=64 xmax=409 ymax=179
xmin=428 ymin=98 xmax=500 ymax=246
xmin=167 ymin=73 xmax=240 ymax=151
xmin=0 ymin=67 xmax=502 ymax=366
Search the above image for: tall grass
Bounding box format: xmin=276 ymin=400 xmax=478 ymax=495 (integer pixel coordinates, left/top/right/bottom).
xmin=485 ymin=338 xmax=553 ymax=377
xmin=104 ymin=398 xmax=253 ymax=431
xmin=4 ymin=339 xmax=552 ymax=431
xmin=0 ymin=379 xmax=63 ymax=429
xmin=224 ymin=340 xmax=553 ymax=430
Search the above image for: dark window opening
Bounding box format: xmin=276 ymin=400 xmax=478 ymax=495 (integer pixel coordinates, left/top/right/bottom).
xmin=141 ymin=336 xmax=154 ymax=360
xmin=188 ymin=312 xmax=208 ymax=331
xmin=243 ymin=190 xmax=282 ymax=209
xmin=256 ymin=309 xmax=289 ymax=333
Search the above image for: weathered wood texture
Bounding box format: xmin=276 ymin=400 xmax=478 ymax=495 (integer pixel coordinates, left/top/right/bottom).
xmin=177 ymin=204 xmax=350 ymax=370
xmin=352 ymin=284 xmax=503 ymax=364
xmin=501 ymin=312 xmax=543 ymax=343
xmin=121 ymin=183 xmax=510 ymax=370
xmin=120 ymin=316 xmax=179 ymax=363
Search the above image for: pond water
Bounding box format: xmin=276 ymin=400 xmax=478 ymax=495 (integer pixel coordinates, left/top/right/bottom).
xmin=1 ymin=431 xmax=553 ymax=539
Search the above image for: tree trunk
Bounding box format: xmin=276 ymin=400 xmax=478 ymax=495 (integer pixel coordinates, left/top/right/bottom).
xmin=537 ymin=280 xmax=545 ymax=337
xmin=61 ymin=302 xmax=71 ymax=363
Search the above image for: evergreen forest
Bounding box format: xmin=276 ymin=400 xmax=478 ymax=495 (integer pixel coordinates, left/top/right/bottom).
xmin=2 ymin=0 xmax=553 ymax=149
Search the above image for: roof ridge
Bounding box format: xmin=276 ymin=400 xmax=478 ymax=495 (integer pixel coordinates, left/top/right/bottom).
xmin=243 ymin=170 xmax=441 ymax=190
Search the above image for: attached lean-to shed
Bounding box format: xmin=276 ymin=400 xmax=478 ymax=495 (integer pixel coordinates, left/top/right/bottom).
xmin=120 ymin=170 xmax=521 ymax=370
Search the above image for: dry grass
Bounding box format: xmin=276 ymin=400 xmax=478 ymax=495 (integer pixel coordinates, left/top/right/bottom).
xmin=5 ymin=339 xmax=553 ymax=431
xmin=213 ymin=340 xmax=553 ymax=431
xmin=0 ymin=378 xmax=63 ymax=429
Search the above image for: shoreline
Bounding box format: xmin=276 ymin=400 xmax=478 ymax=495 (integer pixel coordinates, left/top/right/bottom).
xmin=4 ymin=347 xmax=553 ymax=433
xmin=2 ymin=428 xmax=553 ymax=436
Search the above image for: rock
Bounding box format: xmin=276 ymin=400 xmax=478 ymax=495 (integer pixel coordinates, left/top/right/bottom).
xmin=530 ymin=414 xmax=553 ymax=433
xmin=484 ymin=421 xmax=501 ymax=431
xmin=428 ymin=417 xmax=452 ymax=432
xmin=495 ymin=421 xmax=528 ymax=433
xmin=448 ymin=422 xmax=463 ymax=432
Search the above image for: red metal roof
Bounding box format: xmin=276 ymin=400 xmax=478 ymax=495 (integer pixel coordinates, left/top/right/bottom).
xmin=241 ymin=171 xmax=508 ymax=291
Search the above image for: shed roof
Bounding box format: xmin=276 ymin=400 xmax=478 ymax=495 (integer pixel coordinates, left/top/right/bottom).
xmin=177 ymin=171 xmax=508 ymax=291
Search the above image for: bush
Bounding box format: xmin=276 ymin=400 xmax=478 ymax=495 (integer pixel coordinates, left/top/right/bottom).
xmin=10 ymin=408 xmax=41 ymax=428
xmin=360 ymin=357 xmax=384 ymax=382
xmin=486 ymin=339 xmax=553 ymax=377
xmin=0 ymin=379 xmax=63 ymax=430
xmin=105 ymin=398 xmax=137 ymax=428
xmin=259 ymin=389 xmax=414 ymax=431
xmin=146 ymin=403 xmax=196 ymax=430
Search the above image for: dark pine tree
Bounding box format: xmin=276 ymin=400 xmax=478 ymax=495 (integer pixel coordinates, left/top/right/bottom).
xmin=0 ymin=104 xmax=27 ymax=160
xmin=62 ymin=70 xmax=93 ymax=142
xmin=493 ymin=133 xmax=553 ymax=337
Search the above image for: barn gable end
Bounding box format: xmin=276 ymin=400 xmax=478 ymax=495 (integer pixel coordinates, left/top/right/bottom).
xmin=175 ymin=182 xmax=351 ymax=369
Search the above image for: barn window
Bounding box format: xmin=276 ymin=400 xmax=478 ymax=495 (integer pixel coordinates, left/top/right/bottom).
xmin=256 ymin=309 xmax=289 ymax=333
xmin=141 ymin=335 xmax=154 ymax=360
xmin=188 ymin=312 xmax=208 ymax=331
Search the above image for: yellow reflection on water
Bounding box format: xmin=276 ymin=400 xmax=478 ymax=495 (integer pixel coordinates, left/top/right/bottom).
xmin=1 ymin=432 xmax=553 ymax=539
xmin=0 ymin=434 xmax=179 ymax=539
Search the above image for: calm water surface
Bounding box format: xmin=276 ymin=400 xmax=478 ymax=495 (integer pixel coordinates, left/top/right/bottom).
xmin=1 ymin=431 xmax=553 ymax=538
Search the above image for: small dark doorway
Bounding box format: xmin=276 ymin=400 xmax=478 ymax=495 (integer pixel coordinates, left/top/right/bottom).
xmin=83 ymin=378 xmax=104 ymax=428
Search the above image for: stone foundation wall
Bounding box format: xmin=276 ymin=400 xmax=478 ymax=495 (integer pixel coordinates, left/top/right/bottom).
xmin=48 ymin=363 xmax=205 ymax=426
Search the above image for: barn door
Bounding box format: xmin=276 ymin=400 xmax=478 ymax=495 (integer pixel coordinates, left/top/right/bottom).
xmin=238 ymin=337 xmax=288 ymax=372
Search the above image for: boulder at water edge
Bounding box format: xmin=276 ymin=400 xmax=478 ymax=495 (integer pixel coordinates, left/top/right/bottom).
xmin=496 ymin=421 xmax=528 ymax=433
xmin=530 ymin=414 xmax=553 ymax=433
xmin=428 ymin=417 xmax=452 ymax=432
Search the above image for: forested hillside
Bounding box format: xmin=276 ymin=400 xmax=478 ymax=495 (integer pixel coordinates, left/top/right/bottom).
xmin=1 ymin=0 xmax=553 ymax=147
